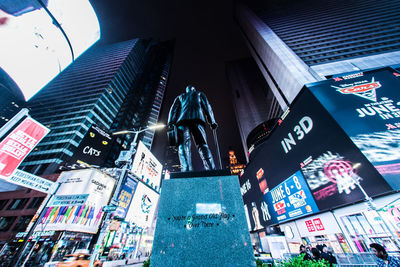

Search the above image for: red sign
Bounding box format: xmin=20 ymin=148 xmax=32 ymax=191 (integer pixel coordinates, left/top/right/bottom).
xmin=305 ymin=218 xmax=325 ymax=232
xmin=0 ymin=117 xmax=49 ymax=178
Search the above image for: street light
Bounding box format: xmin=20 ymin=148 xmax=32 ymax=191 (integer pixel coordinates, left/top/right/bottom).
xmin=89 ymin=123 xmax=164 ymax=267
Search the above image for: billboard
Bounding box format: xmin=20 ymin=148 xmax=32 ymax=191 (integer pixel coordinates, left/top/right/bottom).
xmin=68 ymin=125 xmax=113 ymax=166
xmin=0 ymin=0 xmax=100 ymax=100
xmin=125 ymin=182 xmax=159 ymax=228
xmin=35 ymin=169 xmax=115 ymax=234
xmin=0 ymin=117 xmax=49 ymax=179
xmin=241 ymin=88 xmax=392 ymax=228
xmin=307 ymin=68 xmax=400 ymax=189
xmin=131 ymin=141 xmax=162 ymax=191
xmin=113 ymin=177 xmax=138 ymax=219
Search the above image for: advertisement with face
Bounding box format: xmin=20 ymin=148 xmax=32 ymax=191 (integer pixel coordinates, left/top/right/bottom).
xmin=307 ymin=67 xmax=400 ymax=190
xmin=35 ymin=169 xmax=115 ymax=234
xmin=125 ymin=182 xmax=159 ymax=228
xmin=131 ymin=141 xmax=162 ymax=191
xmin=241 ymin=88 xmax=392 ymax=227
xmin=0 ymin=0 xmax=100 ymax=100
xmin=68 ymin=125 xmax=113 ymax=166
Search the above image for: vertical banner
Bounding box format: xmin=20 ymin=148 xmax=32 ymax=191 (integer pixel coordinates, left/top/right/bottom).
xmin=113 ymin=177 xmax=138 ymax=219
xmin=0 ymin=117 xmax=49 ymax=179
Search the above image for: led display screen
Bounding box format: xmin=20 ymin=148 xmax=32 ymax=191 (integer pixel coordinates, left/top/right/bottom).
xmin=0 ymin=0 xmax=100 ymax=100
xmin=240 ymin=88 xmax=392 ymax=228
xmin=307 ymin=68 xmax=400 ymax=189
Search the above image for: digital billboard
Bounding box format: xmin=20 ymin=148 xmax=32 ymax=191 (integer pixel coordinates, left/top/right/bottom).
xmin=68 ymin=125 xmax=113 ymax=167
xmin=125 ymin=182 xmax=159 ymax=228
xmin=113 ymin=177 xmax=138 ymax=219
xmin=241 ymin=88 xmax=392 ymax=228
xmin=131 ymin=141 xmax=162 ymax=191
xmin=0 ymin=0 xmax=100 ymax=100
xmin=307 ymin=67 xmax=400 ymax=190
xmin=35 ymin=169 xmax=115 ymax=234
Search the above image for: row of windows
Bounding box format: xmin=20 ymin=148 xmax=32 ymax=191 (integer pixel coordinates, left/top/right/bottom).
xmin=0 ymin=197 xmax=44 ymax=211
xmin=0 ymin=215 xmax=34 ymax=232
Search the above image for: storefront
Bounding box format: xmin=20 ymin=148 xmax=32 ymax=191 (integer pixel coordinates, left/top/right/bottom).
xmin=51 ymin=231 xmax=94 ymax=261
xmin=281 ymin=212 xmax=352 ymax=254
xmin=333 ymin=193 xmax=400 ymax=254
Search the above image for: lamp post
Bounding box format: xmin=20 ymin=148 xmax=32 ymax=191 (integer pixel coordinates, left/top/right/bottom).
xmin=88 ymin=124 xmax=164 ymax=267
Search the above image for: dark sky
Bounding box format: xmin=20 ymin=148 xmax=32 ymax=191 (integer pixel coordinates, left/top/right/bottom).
xmin=90 ymin=0 xmax=251 ymax=168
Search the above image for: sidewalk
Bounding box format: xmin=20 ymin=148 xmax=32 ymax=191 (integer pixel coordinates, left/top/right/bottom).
xmin=112 ymin=257 xmax=148 ymax=267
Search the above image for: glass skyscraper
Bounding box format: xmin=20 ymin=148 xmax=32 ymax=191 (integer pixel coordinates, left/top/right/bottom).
xmin=20 ymin=39 xmax=173 ymax=175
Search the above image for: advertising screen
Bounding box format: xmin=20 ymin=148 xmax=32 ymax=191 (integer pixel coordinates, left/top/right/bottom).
xmin=241 ymin=88 xmax=392 ymax=228
xmin=68 ymin=125 xmax=113 ymax=167
xmin=125 ymin=182 xmax=159 ymax=228
xmin=0 ymin=117 xmax=49 ymax=179
xmin=0 ymin=0 xmax=100 ymax=100
xmin=131 ymin=141 xmax=162 ymax=191
xmin=307 ymin=68 xmax=400 ymax=189
xmin=113 ymin=177 xmax=138 ymax=219
xmin=35 ymin=169 xmax=115 ymax=234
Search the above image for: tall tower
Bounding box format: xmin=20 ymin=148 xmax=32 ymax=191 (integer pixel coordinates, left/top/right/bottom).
xmin=20 ymin=39 xmax=174 ymax=175
xmin=235 ymin=0 xmax=400 ymax=109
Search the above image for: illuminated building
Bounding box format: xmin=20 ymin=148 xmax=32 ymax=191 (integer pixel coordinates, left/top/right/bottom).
xmin=228 ymin=149 xmax=246 ymax=175
xmin=20 ymin=39 xmax=173 ymax=175
xmin=235 ymin=0 xmax=400 ymax=109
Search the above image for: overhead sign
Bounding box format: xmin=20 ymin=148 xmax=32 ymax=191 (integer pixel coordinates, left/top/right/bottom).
xmin=50 ymin=194 xmax=89 ymax=206
xmin=131 ymin=141 xmax=162 ymax=191
xmin=0 ymin=117 xmax=49 ymax=179
xmin=35 ymin=169 xmax=115 ymax=234
xmin=10 ymin=169 xmax=55 ymax=194
xmin=307 ymin=67 xmax=400 ymax=190
xmin=125 ymin=182 xmax=159 ymax=228
xmin=68 ymin=125 xmax=112 ymax=166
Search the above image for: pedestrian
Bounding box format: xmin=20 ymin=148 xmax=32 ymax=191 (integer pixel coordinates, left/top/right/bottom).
xmin=321 ymin=245 xmax=337 ymax=266
xmin=300 ymin=244 xmax=312 ymax=261
xmin=370 ymin=243 xmax=400 ymax=267
xmin=311 ymin=247 xmax=321 ymax=261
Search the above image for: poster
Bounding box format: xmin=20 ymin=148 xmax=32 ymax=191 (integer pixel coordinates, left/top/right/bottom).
xmin=113 ymin=177 xmax=138 ymax=219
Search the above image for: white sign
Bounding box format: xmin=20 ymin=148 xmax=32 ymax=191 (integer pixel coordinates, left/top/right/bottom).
xmin=50 ymin=194 xmax=89 ymax=206
xmin=295 ymin=212 xmax=341 ymax=237
xmin=125 ymin=182 xmax=159 ymax=228
xmin=131 ymin=141 xmax=162 ymax=191
xmin=10 ymin=169 xmax=55 ymax=194
xmin=35 ymin=169 xmax=115 ymax=234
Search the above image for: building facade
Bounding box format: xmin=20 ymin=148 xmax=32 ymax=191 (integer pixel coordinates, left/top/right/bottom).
xmin=235 ymin=0 xmax=400 ymax=109
xmin=20 ymin=39 xmax=173 ymax=175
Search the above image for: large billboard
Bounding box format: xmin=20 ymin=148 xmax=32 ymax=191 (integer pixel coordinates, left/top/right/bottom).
xmin=68 ymin=125 xmax=113 ymax=167
xmin=0 ymin=117 xmax=49 ymax=179
xmin=240 ymin=88 xmax=392 ymax=228
xmin=307 ymin=68 xmax=400 ymax=189
xmin=131 ymin=141 xmax=162 ymax=191
xmin=113 ymin=176 xmax=138 ymax=219
xmin=0 ymin=0 xmax=100 ymax=100
xmin=35 ymin=169 xmax=115 ymax=234
xmin=125 ymin=182 xmax=159 ymax=228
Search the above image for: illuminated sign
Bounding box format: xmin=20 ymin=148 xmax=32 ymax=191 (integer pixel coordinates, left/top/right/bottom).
xmin=307 ymin=67 xmax=400 ymax=189
xmin=114 ymin=177 xmax=138 ymax=219
xmin=0 ymin=117 xmax=49 ymax=179
xmin=131 ymin=141 xmax=162 ymax=191
xmin=0 ymin=0 xmax=100 ymax=100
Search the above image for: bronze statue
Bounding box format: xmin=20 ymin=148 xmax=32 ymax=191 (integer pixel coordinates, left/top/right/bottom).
xmin=168 ymin=85 xmax=217 ymax=172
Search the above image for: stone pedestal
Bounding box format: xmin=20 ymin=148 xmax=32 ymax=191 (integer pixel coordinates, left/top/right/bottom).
xmin=150 ymin=171 xmax=255 ymax=267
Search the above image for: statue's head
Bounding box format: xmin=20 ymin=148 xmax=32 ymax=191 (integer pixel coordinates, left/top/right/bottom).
xmin=185 ymin=85 xmax=196 ymax=93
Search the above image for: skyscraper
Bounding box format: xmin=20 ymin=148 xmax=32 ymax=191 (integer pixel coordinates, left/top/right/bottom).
xmin=235 ymin=0 xmax=400 ymax=109
xmin=20 ymin=39 xmax=173 ymax=175
xmin=226 ymin=58 xmax=282 ymax=159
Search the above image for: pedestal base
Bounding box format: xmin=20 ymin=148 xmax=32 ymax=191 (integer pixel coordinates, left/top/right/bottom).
xmin=150 ymin=173 xmax=255 ymax=267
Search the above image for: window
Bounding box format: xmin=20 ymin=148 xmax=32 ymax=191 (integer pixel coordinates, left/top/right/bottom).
xmin=0 ymin=217 xmax=17 ymax=232
xmin=12 ymin=216 xmax=33 ymax=232
xmin=7 ymin=198 xmax=29 ymax=210
xmin=27 ymin=197 xmax=45 ymax=209
xmin=0 ymin=199 xmax=8 ymax=210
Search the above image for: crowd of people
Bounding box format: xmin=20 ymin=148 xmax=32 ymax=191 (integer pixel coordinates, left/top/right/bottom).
xmin=300 ymin=244 xmax=337 ymax=265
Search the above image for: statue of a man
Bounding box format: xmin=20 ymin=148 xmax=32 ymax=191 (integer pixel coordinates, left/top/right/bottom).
xmin=168 ymin=85 xmax=217 ymax=172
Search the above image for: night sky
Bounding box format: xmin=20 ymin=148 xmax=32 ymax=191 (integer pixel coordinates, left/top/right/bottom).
xmin=90 ymin=0 xmax=251 ymax=168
